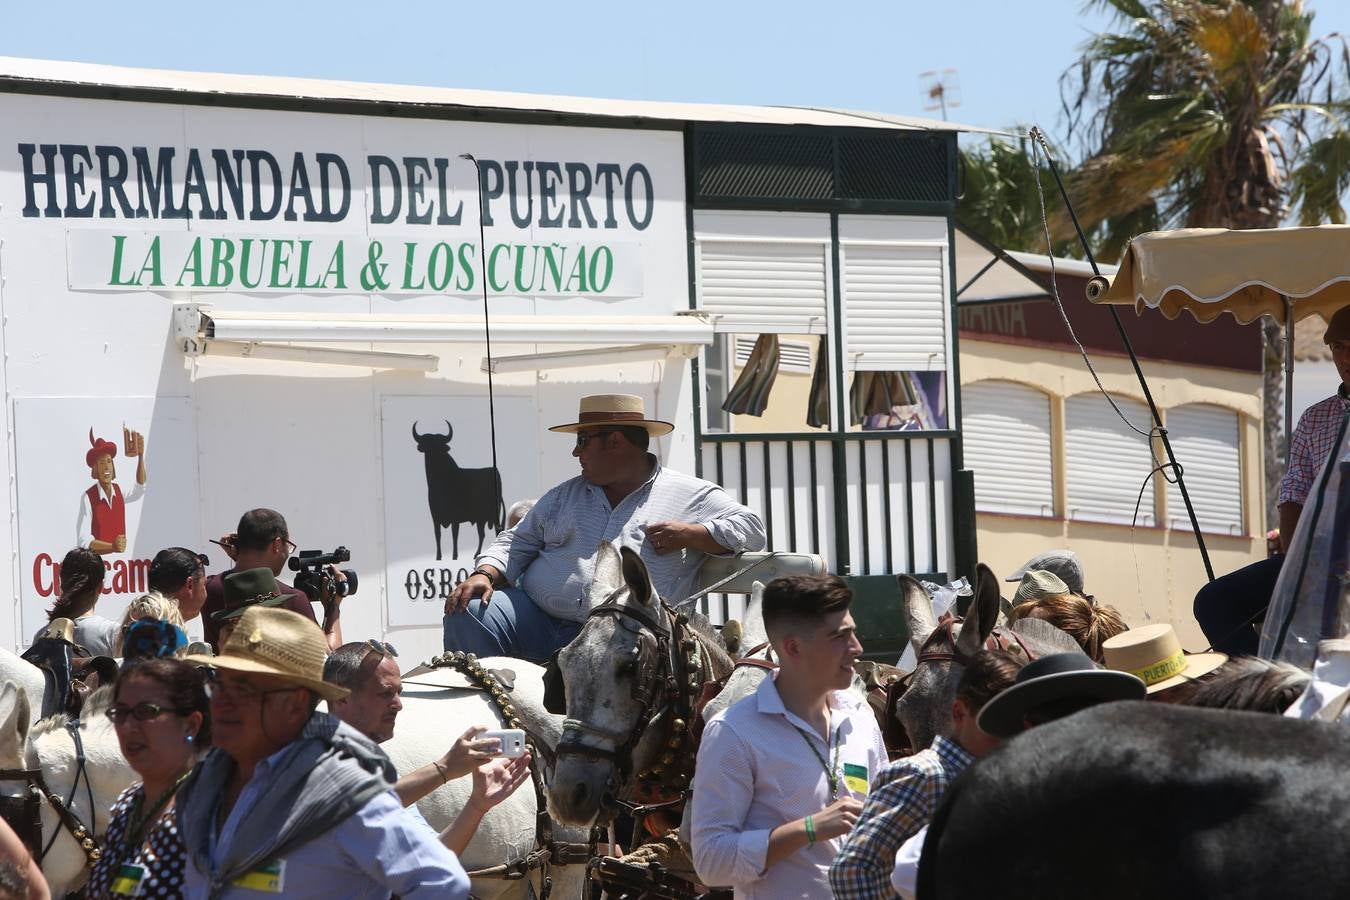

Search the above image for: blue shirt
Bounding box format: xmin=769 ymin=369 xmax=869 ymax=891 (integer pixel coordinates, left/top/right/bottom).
xmin=183 ymin=743 xmax=469 ymax=900
xmin=479 ymin=455 xmax=766 ymax=621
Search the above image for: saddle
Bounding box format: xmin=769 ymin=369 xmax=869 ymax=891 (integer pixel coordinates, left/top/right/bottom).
xmin=20 ymin=619 xmax=119 ymax=719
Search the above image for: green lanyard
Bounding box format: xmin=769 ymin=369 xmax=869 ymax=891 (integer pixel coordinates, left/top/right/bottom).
xmin=793 ymin=724 xmax=841 ymax=800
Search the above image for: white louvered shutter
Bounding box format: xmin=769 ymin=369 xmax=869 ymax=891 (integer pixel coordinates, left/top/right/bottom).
xmin=840 ymin=244 xmax=947 ymax=371
xmin=1165 ymin=404 xmax=1244 ymax=535
xmin=1065 ymin=393 xmax=1156 ymax=526
xmin=962 ymin=381 xmax=1054 ymax=516
xmin=694 ymin=212 xmax=831 ymax=335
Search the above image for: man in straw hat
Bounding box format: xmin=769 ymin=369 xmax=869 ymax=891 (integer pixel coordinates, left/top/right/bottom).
xmin=1195 ymin=303 xmax=1350 ymax=655
xmin=444 ymin=393 xmax=766 ymax=661
xmin=176 ymin=606 xmax=470 ymax=898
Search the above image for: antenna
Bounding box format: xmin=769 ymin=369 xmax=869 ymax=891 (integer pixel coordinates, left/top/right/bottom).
xmin=919 ymin=69 xmax=961 ymax=121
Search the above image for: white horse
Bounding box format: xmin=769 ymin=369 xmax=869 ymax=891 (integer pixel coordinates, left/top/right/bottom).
xmin=0 ymin=648 xmax=50 ymax=728
xmin=0 ymin=682 xmax=134 ymax=897
xmin=378 ymin=658 xmax=591 ymax=900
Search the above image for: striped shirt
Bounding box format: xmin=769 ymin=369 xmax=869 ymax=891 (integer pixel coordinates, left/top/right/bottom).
xmin=478 ymin=455 xmax=765 ymax=622
xmin=829 ymin=735 xmax=973 ymax=900
xmin=1279 ymin=386 xmax=1350 ymax=506
xmin=691 ymin=672 xmax=888 ymax=899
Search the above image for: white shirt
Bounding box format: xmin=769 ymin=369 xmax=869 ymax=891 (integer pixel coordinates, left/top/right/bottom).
xmin=891 ymin=825 xmax=926 ymax=899
xmin=691 ymin=671 xmax=888 ymax=899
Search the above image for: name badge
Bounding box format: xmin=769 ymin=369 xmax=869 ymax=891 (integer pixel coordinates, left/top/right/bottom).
xmin=110 ymin=863 xmax=145 ymax=897
xmin=231 ymin=860 xmax=286 ymax=893
xmin=843 ymin=762 xmax=869 ymax=795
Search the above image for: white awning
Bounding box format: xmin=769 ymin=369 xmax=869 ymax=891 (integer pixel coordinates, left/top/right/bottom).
xmin=173 ymin=305 xmax=714 ymax=373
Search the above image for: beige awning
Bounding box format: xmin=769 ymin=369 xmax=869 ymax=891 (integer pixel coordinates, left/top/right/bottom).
xmin=1099 ymin=225 xmax=1350 ymax=324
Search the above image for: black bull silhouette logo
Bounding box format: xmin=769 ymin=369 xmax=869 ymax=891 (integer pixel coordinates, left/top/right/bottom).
xmin=412 ymin=420 xmax=504 ymax=560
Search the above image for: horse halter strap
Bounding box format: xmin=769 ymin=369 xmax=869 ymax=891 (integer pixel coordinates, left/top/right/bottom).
xmin=557 ymin=593 xmax=706 ymax=812
xmin=0 ymin=721 xmax=103 ymax=870
xmin=915 ymin=613 xmax=1033 ymax=668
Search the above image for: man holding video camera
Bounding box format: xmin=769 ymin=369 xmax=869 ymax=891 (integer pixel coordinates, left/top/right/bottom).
xmin=202 ymin=508 xmax=346 ymax=652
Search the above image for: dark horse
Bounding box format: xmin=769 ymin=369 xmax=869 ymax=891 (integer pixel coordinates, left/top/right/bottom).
xmin=919 ymin=702 xmax=1350 ymax=899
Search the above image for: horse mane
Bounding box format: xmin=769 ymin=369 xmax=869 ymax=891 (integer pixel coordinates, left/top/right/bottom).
xmin=30 ymin=683 xmax=115 ymax=737
xmin=1181 ymin=657 xmax=1311 ymax=714
xmin=1006 ymin=617 xmax=1083 ymax=659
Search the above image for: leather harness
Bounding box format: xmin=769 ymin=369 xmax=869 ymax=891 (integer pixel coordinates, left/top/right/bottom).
xmin=0 ymin=720 xmax=103 ymax=871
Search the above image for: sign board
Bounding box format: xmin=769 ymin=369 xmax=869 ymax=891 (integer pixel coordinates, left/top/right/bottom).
xmin=12 ymin=397 xmax=200 ymax=641
xmin=380 ymin=394 xmax=542 ymax=629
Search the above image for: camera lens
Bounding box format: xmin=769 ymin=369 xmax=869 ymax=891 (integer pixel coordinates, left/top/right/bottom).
xmin=341 ymin=570 xmax=359 ymax=597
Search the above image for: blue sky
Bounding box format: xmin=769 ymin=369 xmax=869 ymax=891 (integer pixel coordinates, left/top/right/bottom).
xmin=4 ymin=1 xmax=1344 ymax=148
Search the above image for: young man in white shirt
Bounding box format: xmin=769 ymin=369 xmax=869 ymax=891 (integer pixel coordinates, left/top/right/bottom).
xmin=691 ymin=574 xmax=888 ymax=899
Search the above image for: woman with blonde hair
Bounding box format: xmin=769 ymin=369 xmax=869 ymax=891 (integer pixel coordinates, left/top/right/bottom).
xmin=114 ymin=592 xmax=186 ymax=657
xmin=1010 ymin=593 xmax=1128 ymax=663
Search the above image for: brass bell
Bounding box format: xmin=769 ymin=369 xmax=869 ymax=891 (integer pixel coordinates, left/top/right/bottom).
xmin=672 ymin=718 xmax=686 ymax=732
xmin=675 ymin=614 xmax=689 ymax=625
xmin=661 ymin=752 xmax=675 ymax=766
xmin=681 ymin=639 xmax=696 ymax=652
xmin=82 ymin=838 xmax=94 ymax=850
xmin=89 ymin=848 xmax=101 ymax=861
xmin=73 ymin=826 xmax=86 ymax=838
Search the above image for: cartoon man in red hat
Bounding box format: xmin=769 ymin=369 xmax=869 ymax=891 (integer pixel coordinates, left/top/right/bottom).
xmin=77 ymin=425 xmax=147 ymax=555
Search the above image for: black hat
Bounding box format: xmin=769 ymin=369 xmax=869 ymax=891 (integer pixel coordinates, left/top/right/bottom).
xmin=211 ymin=568 xmax=289 ymax=622
xmin=977 ymin=652 xmax=1146 ymax=738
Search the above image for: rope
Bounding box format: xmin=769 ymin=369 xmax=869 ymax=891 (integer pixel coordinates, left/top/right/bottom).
xmin=461 ymin=155 xmax=502 ymax=526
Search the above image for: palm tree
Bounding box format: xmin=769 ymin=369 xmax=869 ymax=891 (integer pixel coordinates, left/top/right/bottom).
xmin=1055 ymin=0 xmax=1350 ymax=527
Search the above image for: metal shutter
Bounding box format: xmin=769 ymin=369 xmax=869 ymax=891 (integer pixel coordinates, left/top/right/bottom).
xmin=695 ymin=211 xmax=830 ymax=335
xmin=1165 ymin=404 xmax=1244 ymax=535
xmin=839 ymin=243 xmax=947 ymax=371
xmin=1065 ymin=393 xmax=1156 ymax=526
xmin=962 ymin=381 xmax=1054 ymax=516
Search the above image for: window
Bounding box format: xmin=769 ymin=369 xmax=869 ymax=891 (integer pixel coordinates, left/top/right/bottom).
xmin=962 ymin=381 xmax=1054 ymax=516
xmin=1165 ymin=404 xmax=1244 ymax=535
xmin=1065 ymin=393 xmax=1156 ymax=526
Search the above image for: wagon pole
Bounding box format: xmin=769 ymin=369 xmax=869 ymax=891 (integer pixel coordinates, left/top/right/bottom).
xmin=1028 ymin=128 xmax=1215 ymax=583
xmin=460 ymin=154 xmax=502 ymax=496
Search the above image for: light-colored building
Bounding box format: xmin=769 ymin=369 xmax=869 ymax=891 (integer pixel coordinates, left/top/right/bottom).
xmin=956 ymin=229 xmax=1265 ymax=647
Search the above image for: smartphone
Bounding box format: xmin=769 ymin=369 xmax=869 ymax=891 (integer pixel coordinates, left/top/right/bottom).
xmin=482 ymin=728 xmax=527 ymax=758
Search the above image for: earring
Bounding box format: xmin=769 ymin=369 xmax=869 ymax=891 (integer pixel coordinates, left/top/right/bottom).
xmin=185 ymin=734 xmax=195 ymax=744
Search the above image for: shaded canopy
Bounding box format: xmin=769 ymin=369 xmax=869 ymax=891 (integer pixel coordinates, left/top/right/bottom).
xmin=1099 ymin=225 xmax=1350 ymax=324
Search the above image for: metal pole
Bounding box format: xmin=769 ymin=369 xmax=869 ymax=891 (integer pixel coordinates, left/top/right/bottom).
xmin=1030 ymin=130 xmax=1216 ymax=582
xmin=1284 ymin=296 xmax=1294 ymax=461
xmin=459 ymin=154 xmax=501 ymax=491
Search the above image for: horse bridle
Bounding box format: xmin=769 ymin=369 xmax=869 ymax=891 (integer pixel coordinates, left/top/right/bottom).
xmin=555 ymin=591 xmax=714 ymax=817
xmin=886 ymin=613 xmax=1037 ymax=754
xmin=0 ymin=720 xmax=102 ymax=870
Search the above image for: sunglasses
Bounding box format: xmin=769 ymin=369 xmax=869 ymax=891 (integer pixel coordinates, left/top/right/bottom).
xmin=106 ymin=702 xmax=189 ymax=724
xmin=574 ymin=430 xmax=614 ymax=450
xmin=363 ymin=639 xmax=398 ymax=662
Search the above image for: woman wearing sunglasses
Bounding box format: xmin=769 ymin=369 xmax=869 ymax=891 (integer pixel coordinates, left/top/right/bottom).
xmin=87 ymin=658 xmax=209 ymax=899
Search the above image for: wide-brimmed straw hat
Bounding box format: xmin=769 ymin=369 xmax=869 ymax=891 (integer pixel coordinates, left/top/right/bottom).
xmin=548 ymin=394 xmax=673 ymax=436
xmin=210 ymin=567 xmax=291 ymax=623
xmin=977 ymin=652 xmax=1146 ymax=738
xmin=1102 ymin=623 xmax=1227 ymax=695
xmin=183 ymin=606 xmax=349 ymax=701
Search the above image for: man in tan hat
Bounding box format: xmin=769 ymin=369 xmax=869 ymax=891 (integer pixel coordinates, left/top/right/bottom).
xmin=1195 ymin=303 xmax=1350 ymax=654
xmin=176 ymin=607 xmax=469 ymax=898
xmin=444 ymin=393 xmax=766 ymax=661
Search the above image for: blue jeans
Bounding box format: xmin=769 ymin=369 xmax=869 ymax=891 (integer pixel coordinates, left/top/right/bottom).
xmin=442 ymin=587 xmax=582 ymax=663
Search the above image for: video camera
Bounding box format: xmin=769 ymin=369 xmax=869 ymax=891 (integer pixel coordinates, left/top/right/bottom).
xmin=288 ymin=546 xmax=359 ymax=603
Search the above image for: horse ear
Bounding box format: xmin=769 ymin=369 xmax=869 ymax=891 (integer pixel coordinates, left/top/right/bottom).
xmin=0 ymin=682 xmax=29 ymax=767
xmin=588 ymin=542 xmax=624 ymax=606
xmin=900 ymin=574 xmax=937 ymax=657
xmin=955 ymin=564 xmax=1000 ymax=658
xmin=619 ymin=546 xmax=658 ymax=608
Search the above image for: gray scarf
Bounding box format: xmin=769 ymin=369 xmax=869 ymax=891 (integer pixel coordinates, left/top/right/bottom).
xmin=176 ymin=711 xmax=397 ymax=898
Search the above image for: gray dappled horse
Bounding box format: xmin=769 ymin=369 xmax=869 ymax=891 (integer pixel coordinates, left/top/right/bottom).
xmin=547 ymin=544 xmax=733 ymax=832
xmin=918 ymin=702 xmax=1350 ymax=899
xmin=894 ymin=564 xmax=1080 ymax=753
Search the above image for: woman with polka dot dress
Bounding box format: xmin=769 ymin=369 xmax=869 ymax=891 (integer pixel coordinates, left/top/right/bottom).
xmin=88 ymin=657 xmax=209 ymax=899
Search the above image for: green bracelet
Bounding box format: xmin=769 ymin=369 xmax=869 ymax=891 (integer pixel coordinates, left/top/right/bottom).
xmin=804 ymin=815 xmax=816 ymax=846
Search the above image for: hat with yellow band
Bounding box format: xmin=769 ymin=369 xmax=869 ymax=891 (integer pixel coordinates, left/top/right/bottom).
xmin=1102 ymin=624 xmax=1227 ymax=695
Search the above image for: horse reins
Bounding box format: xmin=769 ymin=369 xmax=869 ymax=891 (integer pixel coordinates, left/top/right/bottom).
xmin=0 ymin=720 xmax=102 ymax=870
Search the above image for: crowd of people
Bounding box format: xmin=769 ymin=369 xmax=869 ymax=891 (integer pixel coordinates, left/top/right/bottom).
xmin=0 ymin=326 xmax=1345 ymax=900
